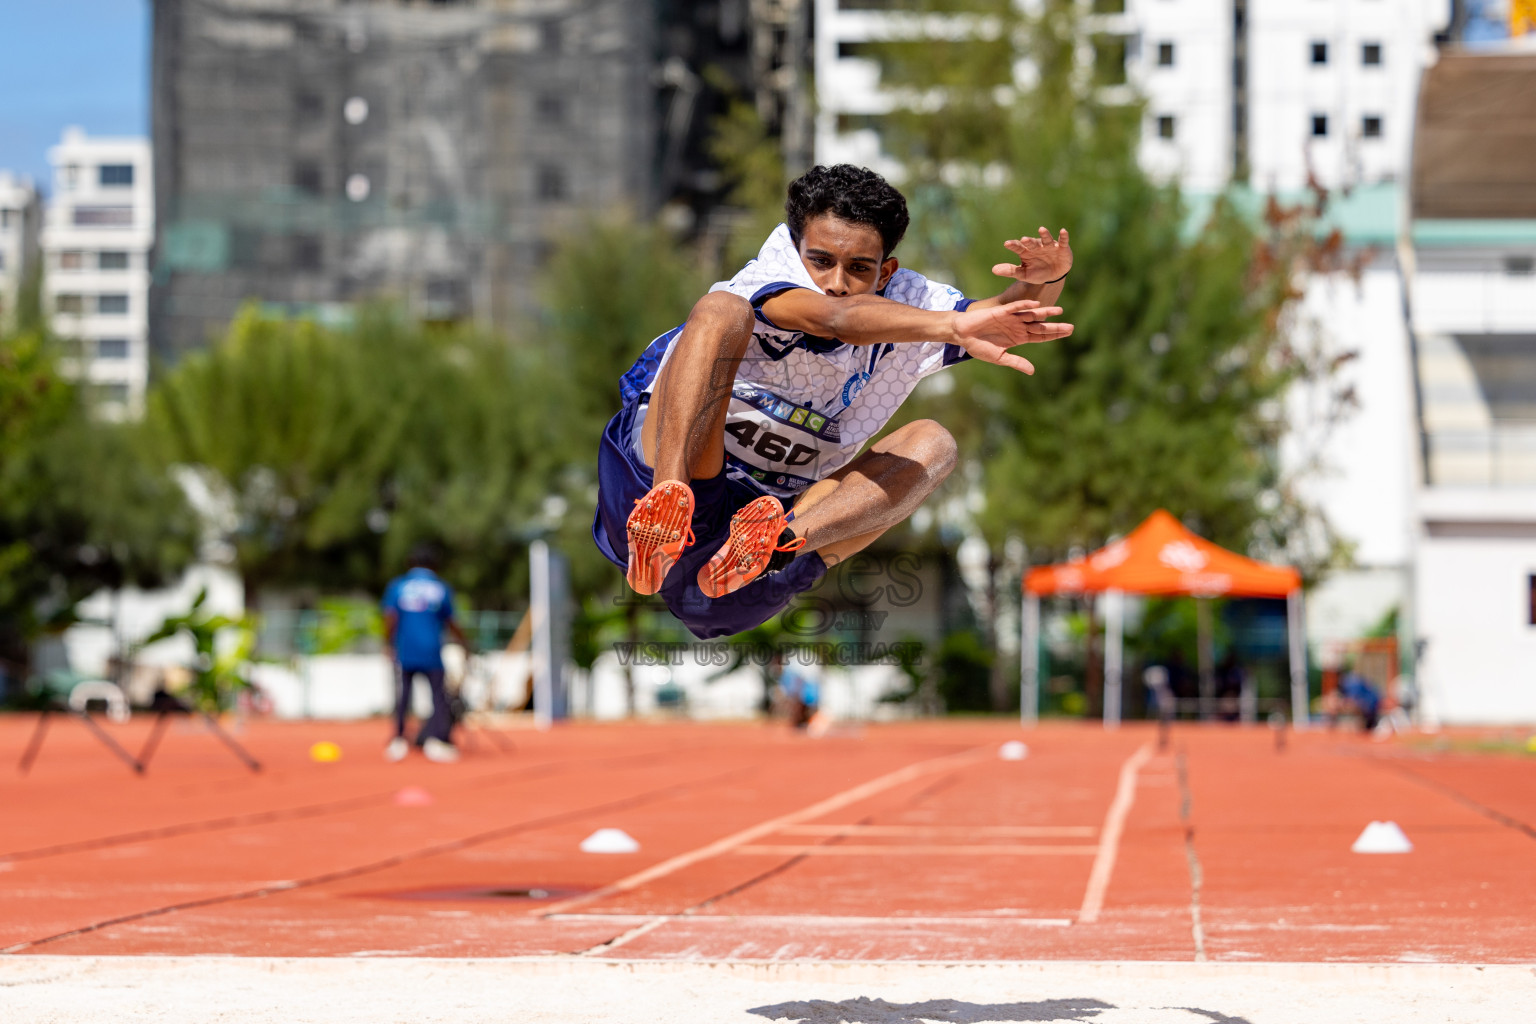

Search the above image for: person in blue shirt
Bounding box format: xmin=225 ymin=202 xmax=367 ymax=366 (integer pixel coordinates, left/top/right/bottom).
xmin=778 ymin=661 xmax=820 ymax=730
xmin=381 ymin=547 xmax=473 ymax=763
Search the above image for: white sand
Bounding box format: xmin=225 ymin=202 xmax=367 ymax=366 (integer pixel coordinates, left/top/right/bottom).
xmin=1 ymin=956 xmax=1531 ymax=1023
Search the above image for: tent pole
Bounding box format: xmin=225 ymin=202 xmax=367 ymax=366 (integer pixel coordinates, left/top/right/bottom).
xmin=1104 ymin=589 xmax=1123 ymax=731
xmin=1196 ymin=597 xmax=1215 ymax=721
xmin=1288 ymin=589 xmax=1309 ymax=731
xmin=1021 ymin=592 xmax=1040 ymax=727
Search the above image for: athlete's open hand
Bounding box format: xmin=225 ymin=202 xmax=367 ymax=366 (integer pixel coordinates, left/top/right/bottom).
xmin=993 ymin=227 xmax=1073 ymax=286
xmin=953 ymin=299 xmax=1073 ymax=375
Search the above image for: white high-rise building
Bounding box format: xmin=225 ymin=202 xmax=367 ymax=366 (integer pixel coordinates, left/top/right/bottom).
xmin=1240 ymin=0 xmax=1447 ymax=192
xmin=40 ymin=128 xmax=154 ymax=413
xmin=815 ymin=0 xmax=1450 ymax=192
xmin=0 ymin=171 xmax=41 ymax=331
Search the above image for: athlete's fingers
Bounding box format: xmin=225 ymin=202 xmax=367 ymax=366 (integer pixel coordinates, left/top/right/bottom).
xmin=1059 ymin=228 xmax=1070 ymax=245
xmin=1038 ymin=226 xmax=1051 ymax=242
xmin=1021 ymin=322 xmax=1074 ymax=340
xmin=992 ymin=261 xmax=1022 ymax=278
xmin=993 ymin=351 xmax=1036 ymax=375
xmin=996 ymin=299 xmax=1044 ymax=314
xmin=1010 ymin=305 xmax=1064 ymax=321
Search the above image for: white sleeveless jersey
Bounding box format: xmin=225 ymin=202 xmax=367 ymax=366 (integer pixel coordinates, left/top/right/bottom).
xmin=618 ymin=223 xmax=973 ymax=499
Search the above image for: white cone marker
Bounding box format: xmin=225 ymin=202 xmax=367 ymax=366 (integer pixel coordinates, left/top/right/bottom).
xmin=580 ymin=827 xmax=640 ymax=854
xmin=999 ymin=740 xmax=1029 ymax=761
xmin=1352 ymin=820 xmax=1413 ymax=854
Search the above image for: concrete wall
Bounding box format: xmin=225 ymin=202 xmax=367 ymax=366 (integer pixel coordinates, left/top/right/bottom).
xmin=1415 ymin=518 xmax=1536 ymax=723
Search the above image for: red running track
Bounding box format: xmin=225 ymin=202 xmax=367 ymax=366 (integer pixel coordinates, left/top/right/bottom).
xmin=1 ymin=716 xmax=1533 ymax=963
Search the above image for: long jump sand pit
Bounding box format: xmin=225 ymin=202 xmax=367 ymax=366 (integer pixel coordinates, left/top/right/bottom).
xmin=2 ymin=716 xmax=1533 ymax=1020
xmin=2 ymin=955 xmax=1531 ymax=1023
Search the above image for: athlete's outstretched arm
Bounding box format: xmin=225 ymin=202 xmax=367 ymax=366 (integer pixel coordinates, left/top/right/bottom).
xmin=967 ymin=227 xmax=1073 ymax=311
xmin=760 ymin=288 xmax=1072 ymax=372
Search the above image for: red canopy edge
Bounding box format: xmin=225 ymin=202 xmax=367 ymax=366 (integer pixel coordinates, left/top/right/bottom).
xmin=1023 ymin=509 xmax=1301 ymax=599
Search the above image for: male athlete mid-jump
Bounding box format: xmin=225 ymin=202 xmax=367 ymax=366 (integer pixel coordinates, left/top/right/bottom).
xmin=592 ymin=164 xmax=1074 ymax=638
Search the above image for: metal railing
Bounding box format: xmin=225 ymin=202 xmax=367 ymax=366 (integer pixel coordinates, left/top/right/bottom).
xmin=255 ymin=609 xmax=525 ymax=658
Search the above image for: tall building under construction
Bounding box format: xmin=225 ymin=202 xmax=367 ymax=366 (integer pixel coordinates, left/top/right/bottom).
xmin=150 ymin=0 xmax=809 ymax=361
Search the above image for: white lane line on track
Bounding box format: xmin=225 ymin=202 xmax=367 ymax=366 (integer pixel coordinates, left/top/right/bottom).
xmin=1077 ymin=742 xmax=1154 ymax=925
xmin=534 ymin=746 xmax=990 ymax=917
xmin=778 ymin=824 xmax=1098 ymax=838
xmin=575 ymin=915 xmax=670 ymax=957
xmin=550 ymin=913 xmax=1074 ymax=928
xmin=733 ymin=844 xmax=1100 ymax=856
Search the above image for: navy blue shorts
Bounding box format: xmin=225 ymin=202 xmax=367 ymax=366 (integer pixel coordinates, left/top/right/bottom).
xmin=592 ymin=401 xmax=828 ymax=639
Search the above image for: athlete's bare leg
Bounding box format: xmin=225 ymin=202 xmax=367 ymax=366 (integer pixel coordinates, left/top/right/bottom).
xmin=787 ymin=418 xmax=958 ymax=566
xmin=639 ymin=291 xmax=755 ymax=481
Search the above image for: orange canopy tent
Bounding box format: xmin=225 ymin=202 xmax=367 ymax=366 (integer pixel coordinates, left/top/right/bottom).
xmin=1019 ymin=510 xmax=1308 ymax=729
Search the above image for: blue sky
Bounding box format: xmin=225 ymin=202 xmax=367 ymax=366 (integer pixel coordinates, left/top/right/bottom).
xmin=0 ymin=1 xmax=149 ymax=191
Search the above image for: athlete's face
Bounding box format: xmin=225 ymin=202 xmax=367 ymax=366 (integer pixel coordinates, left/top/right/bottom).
xmin=796 ymin=214 xmax=898 ymax=297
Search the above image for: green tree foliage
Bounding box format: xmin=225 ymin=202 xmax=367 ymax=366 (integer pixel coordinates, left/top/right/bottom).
xmin=874 ymin=0 xmax=1342 ymax=564
xmin=858 ymin=0 xmax=1351 ymax=711
xmin=0 ymin=327 xmax=197 ymax=680
xmin=148 ymin=306 xmax=572 ymax=607
xmin=136 ymin=587 xmax=258 ymax=712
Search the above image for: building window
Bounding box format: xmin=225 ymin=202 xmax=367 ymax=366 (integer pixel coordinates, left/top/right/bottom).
xmin=536 ymin=165 xmax=567 ymax=201
xmin=1311 ymin=41 xmax=1328 ymax=65
xmin=94 ymin=382 xmax=130 ymax=405
xmin=0 ymin=208 xmax=11 ymax=229
xmin=535 ymin=93 xmax=565 ymax=125
xmin=1311 ymin=114 xmax=1329 ymax=137
xmin=97 ymin=338 xmax=130 ymax=360
xmin=540 ymin=20 xmax=563 ymax=52
xmin=1362 ymin=42 xmax=1382 ymax=66
xmin=293 ymin=161 xmax=323 ymax=196
xmin=1529 ymin=574 xmax=1536 ymax=626
xmin=1157 ymin=115 xmax=1176 ymax=139
xmin=1157 ymin=41 xmax=1175 ymax=67
xmin=62 ymin=165 xmax=79 ymax=190
xmin=97 ymin=294 xmax=129 ymax=315
xmin=73 ymin=206 xmax=133 ymax=227
xmin=1362 ymin=115 xmax=1383 ymax=138
xmin=58 ymin=250 xmax=86 ymax=270
xmin=295 ymin=91 xmax=324 ymax=121
xmin=1507 ymin=256 xmax=1535 ymax=276
xmin=292 ymin=235 xmax=323 ymax=272
xmin=98 ymin=251 xmax=130 ymax=270
xmin=98 ymin=164 xmax=134 ymax=187
xmin=55 ymin=294 xmax=84 ymax=315
xmin=1093 ymin=34 xmax=1128 ymax=86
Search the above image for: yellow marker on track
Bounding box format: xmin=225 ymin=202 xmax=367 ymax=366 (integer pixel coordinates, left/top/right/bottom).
xmin=310 ymin=741 xmax=342 ymax=763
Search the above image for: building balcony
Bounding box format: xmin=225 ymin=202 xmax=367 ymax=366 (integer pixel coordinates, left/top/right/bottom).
xmin=1426 ymin=423 xmax=1536 ymax=488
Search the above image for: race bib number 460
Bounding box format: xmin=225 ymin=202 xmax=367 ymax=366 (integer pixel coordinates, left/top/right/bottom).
xmin=725 ymin=419 xmax=818 ymax=467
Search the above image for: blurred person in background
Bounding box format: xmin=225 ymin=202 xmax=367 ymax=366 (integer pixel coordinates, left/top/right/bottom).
xmin=382 ymin=546 xmax=473 ymax=763
xmin=1323 ymin=661 xmax=1382 ymax=733
xmin=778 ymin=658 xmax=820 ymax=730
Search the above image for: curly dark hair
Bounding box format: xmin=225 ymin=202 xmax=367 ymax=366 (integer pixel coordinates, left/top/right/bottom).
xmin=784 ymin=164 xmax=910 ymax=258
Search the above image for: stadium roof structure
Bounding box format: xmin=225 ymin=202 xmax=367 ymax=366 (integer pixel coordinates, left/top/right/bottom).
xmin=1022 ymin=509 xmax=1301 ymax=599
xmin=1019 ymin=510 xmax=1307 ymax=732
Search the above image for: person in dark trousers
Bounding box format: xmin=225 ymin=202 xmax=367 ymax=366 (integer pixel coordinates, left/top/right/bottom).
xmin=382 ymin=547 xmax=473 ymax=763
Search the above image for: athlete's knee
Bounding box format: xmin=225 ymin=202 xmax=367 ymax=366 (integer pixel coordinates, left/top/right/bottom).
xmin=687 ymin=290 xmax=754 ymax=341
xmin=905 ymin=419 xmax=959 ymax=483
